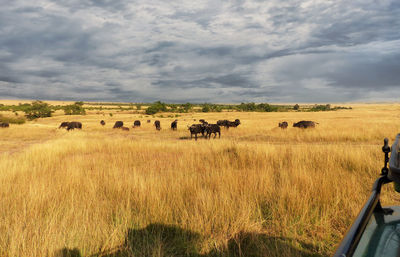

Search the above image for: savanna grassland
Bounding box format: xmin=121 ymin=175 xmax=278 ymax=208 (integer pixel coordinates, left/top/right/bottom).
xmin=1 ymin=101 xmax=400 ymax=257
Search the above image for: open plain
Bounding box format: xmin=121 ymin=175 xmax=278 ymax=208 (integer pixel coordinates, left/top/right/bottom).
xmin=1 ymin=102 xmax=400 ymax=257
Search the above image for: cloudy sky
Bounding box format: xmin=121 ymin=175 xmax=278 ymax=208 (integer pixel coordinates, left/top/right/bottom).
xmin=0 ymin=0 xmax=399 ymax=103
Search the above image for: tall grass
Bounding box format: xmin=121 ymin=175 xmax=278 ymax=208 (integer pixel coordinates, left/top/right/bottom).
xmin=0 ymin=114 xmax=26 ymax=124
xmin=0 ymin=103 xmax=400 ymax=257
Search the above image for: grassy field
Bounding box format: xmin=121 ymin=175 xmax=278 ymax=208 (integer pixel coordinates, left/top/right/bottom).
xmin=0 ymin=102 xmax=400 ymax=257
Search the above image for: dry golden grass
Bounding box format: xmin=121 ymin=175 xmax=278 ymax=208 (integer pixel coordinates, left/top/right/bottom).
xmin=1 ymin=103 xmax=400 ymax=257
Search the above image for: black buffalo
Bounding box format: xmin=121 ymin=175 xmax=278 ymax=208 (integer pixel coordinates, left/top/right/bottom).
xmin=133 ymin=120 xmax=141 ymax=127
xmin=205 ymin=124 xmax=220 ymax=139
xmin=67 ymin=121 xmax=82 ymax=131
xmin=293 ymin=120 xmax=318 ymax=128
xmin=0 ymin=122 xmax=9 ymax=128
xmin=154 ymin=120 xmax=161 ymax=130
xmin=217 ymin=119 xmax=240 ymax=129
xmin=188 ymin=124 xmax=206 ymax=141
xmin=216 ymin=120 xmax=226 ymax=126
xmin=100 ymin=120 xmax=106 ymax=126
xmin=113 ymin=121 xmax=124 ymax=128
xmin=279 ymin=121 xmax=288 ymax=129
xmin=171 ymin=120 xmax=178 ymax=130
xmin=59 ymin=122 xmax=70 ymax=129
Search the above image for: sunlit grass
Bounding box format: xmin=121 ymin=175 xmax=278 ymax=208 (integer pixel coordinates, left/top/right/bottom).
xmin=0 ymin=103 xmax=400 ymax=257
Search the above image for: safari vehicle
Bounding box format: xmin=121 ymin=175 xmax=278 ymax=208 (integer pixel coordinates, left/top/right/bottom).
xmin=334 ymin=134 xmax=400 ymax=257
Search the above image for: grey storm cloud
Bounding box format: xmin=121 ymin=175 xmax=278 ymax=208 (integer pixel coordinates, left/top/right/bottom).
xmin=0 ymin=0 xmax=399 ymax=103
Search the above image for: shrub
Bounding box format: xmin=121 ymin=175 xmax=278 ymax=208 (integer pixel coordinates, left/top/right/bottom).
xmin=202 ymin=104 xmax=210 ymax=112
xmin=145 ymin=101 xmax=167 ymax=115
xmin=23 ymin=101 xmax=53 ymax=120
xmin=310 ymin=104 xmax=331 ymax=112
xmin=63 ymin=102 xmax=86 ymax=115
xmin=145 ymin=105 xmax=159 ymax=115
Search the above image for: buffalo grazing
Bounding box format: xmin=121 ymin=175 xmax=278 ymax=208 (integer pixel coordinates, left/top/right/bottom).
xmin=133 ymin=120 xmax=141 ymax=127
xmin=217 ymin=119 xmax=240 ymax=129
xmin=154 ymin=120 xmax=161 ymax=130
xmin=171 ymin=120 xmax=178 ymax=130
xmin=293 ymin=120 xmax=318 ymax=128
xmin=0 ymin=122 xmax=9 ymax=128
xmin=188 ymin=124 xmax=206 ymax=141
xmin=100 ymin=120 xmax=106 ymax=126
xmin=279 ymin=122 xmax=288 ymax=129
xmin=59 ymin=122 xmax=70 ymax=129
xmin=113 ymin=121 xmax=124 ymax=128
xmin=67 ymin=122 xmax=82 ymax=131
xmin=205 ymin=124 xmax=220 ymax=139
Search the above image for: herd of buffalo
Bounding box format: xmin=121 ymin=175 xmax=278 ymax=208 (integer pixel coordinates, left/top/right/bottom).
xmin=50 ymin=119 xmax=318 ymax=141
xmin=1 ymin=119 xmax=318 ymax=140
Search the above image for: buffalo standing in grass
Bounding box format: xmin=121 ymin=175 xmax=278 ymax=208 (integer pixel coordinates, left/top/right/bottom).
xmin=188 ymin=124 xmax=206 ymax=141
xmin=217 ymin=119 xmax=240 ymax=129
xmin=216 ymin=120 xmax=226 ymax=126
xmin=231 ymin=119 xmax=241 ymax=127
xmin=113 ymin=121 xmax=123 ymax=128
xmin=171 ymin=120 xmax=178 ymax=130
xmin=133 ymin=120 xmax=141 ymax=127
xmin=59 ymin=122 xmax=70 ymax=129
xmin=293 ymin=120 xmax=318 ymax=128
xmin=279 ymin=121 xmax=288 ymax=129
xmin=205 ymin=124 xmax=220 ymax=139
xmin=154 ymin=120 xmax=161 ymax=130
xmin=100 ymin=120 xmax=106 ymax=126
xmin=0 ymin=122 xmax=9 ymax=128
xmin=67 ymin=121 xmax=82 ymax=131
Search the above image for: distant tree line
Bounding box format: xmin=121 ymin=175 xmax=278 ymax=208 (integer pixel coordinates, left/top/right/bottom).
xmin=0 ymin=101 xmax=87 ymax=120
xmin=0 ymin=101 xmax=352 ymax=119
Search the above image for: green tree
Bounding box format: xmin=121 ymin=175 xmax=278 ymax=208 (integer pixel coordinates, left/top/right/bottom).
xmin=202 ymin=104 xmax=210 ymax=112
xmin=145 ymin=101 xmax=168 ymax=115
xmin=63 ymin=102 xmax=86 ymax=115
xmin=293 ymin=104 xmax=299 ymax=110
xmin=24 ymin=101 xmax=53 ymax=120
xmin=182 ymin=103 xmax=192 ymax=112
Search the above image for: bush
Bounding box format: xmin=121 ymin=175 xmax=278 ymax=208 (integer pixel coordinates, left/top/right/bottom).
xmin=236 ymin=102 xmax=278 ymax=112
xmin=145 ymin=101 xmax=167 ymax=115
xmin=294 ymin=104 xmax=299 ymax=110
xmin=145 ymin=105 xmax=159 ymax=115
xmin=202 ymin=104 xmax=210 ymax=112
xmin=310 ymin=104 xmax=331 ymax=112
xmin=23 ymin=101 xmax=53 ymax=120
xmin=182 ymin=103 xmax=192 ymax=112
xmin=63 ymin=102 xmax=86 ymax=115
